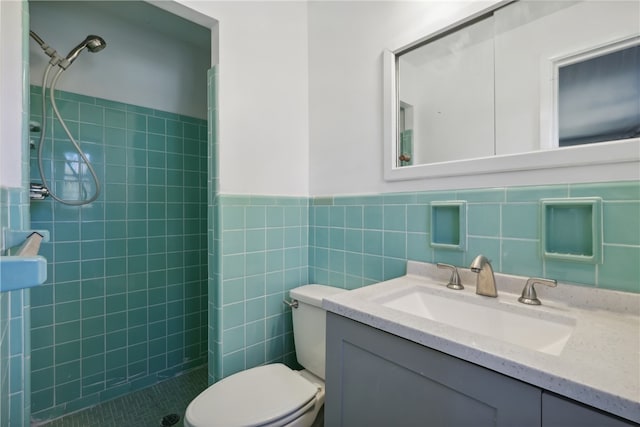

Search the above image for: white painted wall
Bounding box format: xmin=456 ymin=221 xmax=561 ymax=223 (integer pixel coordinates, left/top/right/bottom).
xmin=176 ymin=1 xmax=310 ymax=197
xmin=308 ymin=1 xmax=640 ymax=196
xmin=0 ymin=0 xmax=24 ymax=189
xmin=308 ymin=1 xmax=497 ymax=196
xmin=29 ymin=1 xmax=210 ymax=119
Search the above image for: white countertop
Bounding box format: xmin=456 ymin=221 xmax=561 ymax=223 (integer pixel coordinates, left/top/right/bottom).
xmin=322 ymin=261 xmax=640 ymax=423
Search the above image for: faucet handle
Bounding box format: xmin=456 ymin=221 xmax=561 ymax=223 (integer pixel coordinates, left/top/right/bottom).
xmin=518 ymin=278 xmax=557 ymax=305
xmin=437 ymin=263 xmax=464 ymax=290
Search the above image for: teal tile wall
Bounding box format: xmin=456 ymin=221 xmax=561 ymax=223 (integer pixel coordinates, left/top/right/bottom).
xmin=206 ymin=67 xmax=219 ymax=385
xmin=0 ymin=255 xmax=8 ymax=427
xmin=206 ymin=180 xmax=638 ymax=389
xmin=1 ymin=186 xmax=32 ymax=427
xmin=309 ymin=181 xmax=640 ymax=293
xmin=1 ymin=188 xmax=15 ymax=427
xmin=28 ymin=86 xmax=208 ymax=422
xmin=210 ymin=195 xmax=309 ymax=382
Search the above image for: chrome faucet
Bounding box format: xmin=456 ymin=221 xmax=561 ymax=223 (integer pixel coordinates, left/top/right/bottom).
xmin=518 ymin=278 xmax=557 ymax=305
xmin=437 ymin=263 xmax=463 ymax=290
xmin=470 ymin=255 xmax=497 ymax=297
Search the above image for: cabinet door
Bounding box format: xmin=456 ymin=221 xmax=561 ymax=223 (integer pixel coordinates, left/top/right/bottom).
xmin=542 ymin=392 xmax=639 ymax=427
xmin=325 ymin=313 xmax=541 ymax=427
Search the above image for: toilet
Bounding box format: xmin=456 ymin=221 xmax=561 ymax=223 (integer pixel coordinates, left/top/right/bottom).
xmin=184 ymin=284 xmax=346 ymax=427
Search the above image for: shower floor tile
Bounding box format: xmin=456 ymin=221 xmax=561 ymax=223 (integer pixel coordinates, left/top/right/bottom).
xmin=40 ymin=366 xmax=208 ymax=427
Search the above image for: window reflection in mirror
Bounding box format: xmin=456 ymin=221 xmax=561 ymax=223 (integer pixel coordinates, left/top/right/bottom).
xmin=393 ymin=0 xmax=640 ymax=169
xmin=558 ymin=43 xmax=639 ymax=147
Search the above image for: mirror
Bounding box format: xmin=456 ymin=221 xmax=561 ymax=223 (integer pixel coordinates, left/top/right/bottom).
xmin=384 ymin=0 xmax=640 ymax=181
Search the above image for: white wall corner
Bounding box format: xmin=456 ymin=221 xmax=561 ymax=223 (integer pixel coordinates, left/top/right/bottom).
xmin=177 ymin=1 xmax=311 ymax=197
xmin=0 ymin=0 xmax=25 ymax=189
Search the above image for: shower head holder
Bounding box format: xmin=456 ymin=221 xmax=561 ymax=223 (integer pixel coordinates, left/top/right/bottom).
xmin=29 ymin=30 xmax=63 ymax=65
xmin=48 ymin=52 xmax=63 ymax=66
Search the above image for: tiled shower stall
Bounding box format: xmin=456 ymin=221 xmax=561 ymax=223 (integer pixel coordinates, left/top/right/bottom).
xmin=28 ymin=86 xmax=209 ymax=421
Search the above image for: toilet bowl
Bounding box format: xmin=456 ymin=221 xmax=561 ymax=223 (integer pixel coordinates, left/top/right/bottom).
xmin=184 ymin=364 xmax=323 ymax=427
xmin=184 ymin=285 xmax=346 ymax=427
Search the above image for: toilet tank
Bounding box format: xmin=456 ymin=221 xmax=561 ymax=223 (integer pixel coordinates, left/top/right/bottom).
xmin=289 ymin=285 xmax=346 ymax=380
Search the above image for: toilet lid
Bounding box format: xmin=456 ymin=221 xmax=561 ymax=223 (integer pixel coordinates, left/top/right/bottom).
xmin=186 ymin=364 xmax=319 ymax=427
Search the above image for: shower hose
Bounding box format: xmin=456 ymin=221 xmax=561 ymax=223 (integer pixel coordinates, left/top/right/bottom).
xmin=37 ymin=63 xmax=101 ymax=205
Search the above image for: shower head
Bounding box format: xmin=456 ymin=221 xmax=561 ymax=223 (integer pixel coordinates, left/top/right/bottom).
xmin=84 ymin=35 xmax=107 ymax=53
xmin=61 ymin=35 xmax=107 ymax=68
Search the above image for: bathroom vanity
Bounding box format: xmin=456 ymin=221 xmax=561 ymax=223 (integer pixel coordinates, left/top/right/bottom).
xmin=323 ymin=262 xmax=640 ymax=426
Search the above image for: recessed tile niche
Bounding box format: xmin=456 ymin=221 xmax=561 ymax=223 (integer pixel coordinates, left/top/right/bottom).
xmin=541 ymin=198 xmax=602 ymax=264
xmin=430 ymin=201 xmax=466 ymax=250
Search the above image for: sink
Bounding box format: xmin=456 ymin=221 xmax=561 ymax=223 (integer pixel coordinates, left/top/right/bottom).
xmin=373 ymin=286 xmax=575 ymax=356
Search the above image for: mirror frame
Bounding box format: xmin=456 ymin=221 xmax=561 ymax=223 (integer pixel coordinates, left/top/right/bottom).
xmin=383 ymin=1 xmax=640 ymax=182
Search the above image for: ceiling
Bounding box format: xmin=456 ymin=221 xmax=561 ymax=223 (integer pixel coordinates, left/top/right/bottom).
xmin=32 ymin=0 xmax=211 ymax=50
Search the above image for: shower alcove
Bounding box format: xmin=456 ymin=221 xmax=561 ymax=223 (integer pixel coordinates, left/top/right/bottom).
xmin=27 ymin=1 xmax=212 ymax=422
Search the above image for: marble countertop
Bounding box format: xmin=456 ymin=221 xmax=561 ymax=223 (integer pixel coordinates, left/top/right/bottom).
xmin=322 ymin=261 xmax=640 ymax=423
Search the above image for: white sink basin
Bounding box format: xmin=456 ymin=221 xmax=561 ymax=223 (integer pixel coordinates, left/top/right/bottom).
xmin=373 ymin=286 xmax=575 ymax=356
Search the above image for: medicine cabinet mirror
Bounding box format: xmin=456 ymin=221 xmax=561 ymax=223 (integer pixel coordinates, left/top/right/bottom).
xmin=383 ymin=0 xmax=640 ymax=181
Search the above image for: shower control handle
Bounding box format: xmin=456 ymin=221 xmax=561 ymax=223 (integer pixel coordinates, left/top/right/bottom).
xmin=30 ymin=183 xmax=50 ymax=200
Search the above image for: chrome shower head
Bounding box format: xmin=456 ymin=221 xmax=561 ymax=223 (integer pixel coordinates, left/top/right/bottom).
xmin=85 ymin=35 xmax=107 ymax=53
xmin=63 ymin=35 xmax=107 ymax=66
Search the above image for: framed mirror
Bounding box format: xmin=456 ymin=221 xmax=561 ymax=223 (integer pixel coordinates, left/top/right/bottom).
xmin=383 ymin=0 xmax=640 ymax=181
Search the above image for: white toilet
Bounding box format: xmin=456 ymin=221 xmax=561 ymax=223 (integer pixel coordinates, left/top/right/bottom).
xmin=184 ymin=284 xmax=346 ymax=427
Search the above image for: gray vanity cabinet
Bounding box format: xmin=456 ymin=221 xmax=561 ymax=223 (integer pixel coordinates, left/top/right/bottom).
xmin=542 ymin=393 xmax=638 ymax=427
xmin=325 ymin=313 xmax=639 ymax=427
xmin=325 ymin=312 xmax=541 ymax=427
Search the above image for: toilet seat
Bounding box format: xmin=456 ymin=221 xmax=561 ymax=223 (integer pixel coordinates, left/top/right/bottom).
xmin=185 ymin=364 xmax=320 ymax=427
